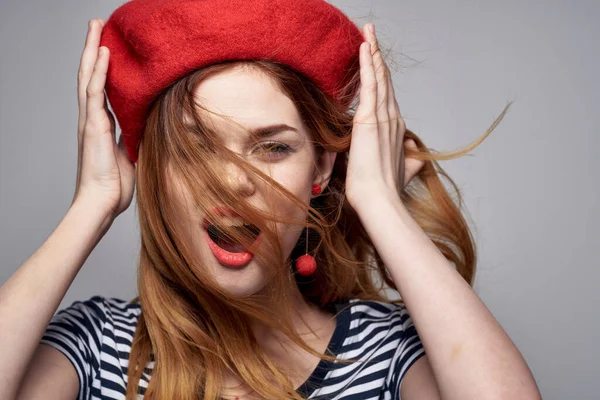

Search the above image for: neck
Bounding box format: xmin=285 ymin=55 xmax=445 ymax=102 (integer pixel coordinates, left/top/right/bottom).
xmin=250 ymin=280 xmax=336 ymax=365
xmin=250 ymin=283 xmax=333 ymax=350
xmin=221 ymin=278 xmax=337 ymax=399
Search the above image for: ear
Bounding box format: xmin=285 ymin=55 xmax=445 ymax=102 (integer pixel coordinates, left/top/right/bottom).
xmin=313 ymin=149 xmax=337 ymax=192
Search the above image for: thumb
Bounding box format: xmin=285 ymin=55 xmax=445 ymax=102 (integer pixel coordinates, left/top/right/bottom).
xmin=403 ymin=139 xmax=425 ymax=187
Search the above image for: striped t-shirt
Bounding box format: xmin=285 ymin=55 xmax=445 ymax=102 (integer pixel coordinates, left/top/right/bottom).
xmin=40 ymin=296 xmax=426 ymax=400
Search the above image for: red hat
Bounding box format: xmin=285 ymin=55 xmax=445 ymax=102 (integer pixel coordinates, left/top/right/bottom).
xmin=99 ymin=0 xmax=365 ymax=163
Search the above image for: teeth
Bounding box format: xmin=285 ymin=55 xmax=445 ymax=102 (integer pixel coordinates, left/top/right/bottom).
xmin=206 ymin=221 xmax=261 ymax=245
xmin=216 ymin=216 xmax=246 ymax=227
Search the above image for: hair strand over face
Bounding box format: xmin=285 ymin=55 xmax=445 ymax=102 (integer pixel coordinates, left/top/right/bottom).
xmin=124 ymin=55 xmax=508 ymax=399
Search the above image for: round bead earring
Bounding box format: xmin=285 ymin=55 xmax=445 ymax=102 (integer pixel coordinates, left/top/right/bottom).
xmin=295 ymin=226 xmax=317 ymax=276
xmin=295 ymin=184 xmax=322 ymax=276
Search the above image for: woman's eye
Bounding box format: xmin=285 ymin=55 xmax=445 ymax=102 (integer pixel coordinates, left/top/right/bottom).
xmin=255 ymin=142 xmax=292 ymax=158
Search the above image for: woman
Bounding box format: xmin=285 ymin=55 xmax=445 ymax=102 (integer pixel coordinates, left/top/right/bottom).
xmin=1 ymin=0 xmax=541 ymax=399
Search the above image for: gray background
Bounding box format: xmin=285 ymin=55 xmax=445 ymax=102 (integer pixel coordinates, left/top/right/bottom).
xmin=1 ymin=0 xmax=598 ymax=398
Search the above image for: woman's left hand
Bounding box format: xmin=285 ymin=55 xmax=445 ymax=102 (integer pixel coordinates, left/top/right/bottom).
xmin=346 ymin=23 xmax=425 ymax=209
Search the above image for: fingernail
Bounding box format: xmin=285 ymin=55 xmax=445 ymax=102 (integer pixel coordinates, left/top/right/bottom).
xmin=369 ymin=24 xmax=375 ymax=34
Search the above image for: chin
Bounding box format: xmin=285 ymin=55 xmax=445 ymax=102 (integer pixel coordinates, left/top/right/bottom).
xmin=212 ymin=258 xmax=270 ymax=296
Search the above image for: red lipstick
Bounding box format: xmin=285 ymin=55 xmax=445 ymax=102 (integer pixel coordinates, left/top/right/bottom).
xmin=202 ymin=206 xmax=262 ymax=268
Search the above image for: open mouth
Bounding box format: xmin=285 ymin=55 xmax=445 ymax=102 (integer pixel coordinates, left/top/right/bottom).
xmin=205 ymin=223 xmax=261 ymax=253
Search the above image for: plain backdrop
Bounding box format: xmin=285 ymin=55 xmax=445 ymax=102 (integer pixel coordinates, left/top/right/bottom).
xmin=1 ymin=1 xmax=598 ymax=398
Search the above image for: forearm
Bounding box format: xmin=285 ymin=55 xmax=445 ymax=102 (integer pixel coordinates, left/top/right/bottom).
xmin=355 ymin=196 xmax=541 ymax=400
xmin=0 ymin=200 xmax=112 ymax=399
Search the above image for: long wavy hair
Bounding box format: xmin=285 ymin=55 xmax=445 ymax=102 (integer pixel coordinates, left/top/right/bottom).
xmin=123 ymin=51 xmax=510 ymax=399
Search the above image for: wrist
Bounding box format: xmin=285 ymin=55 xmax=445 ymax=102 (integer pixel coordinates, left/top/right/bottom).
xmin=67 ymin=198 xmax=116 ymax=236
xmin=355 ymin=194 xmax=414 ymax=234
xmin=350 ymin=187 xmax=405 ymax=216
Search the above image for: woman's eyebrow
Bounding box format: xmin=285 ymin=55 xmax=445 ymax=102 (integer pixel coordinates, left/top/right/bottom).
xmin=249 ymin=124 xmax=299 ymax=138
xmin=185 ymin=123 xmax=299 ymax=138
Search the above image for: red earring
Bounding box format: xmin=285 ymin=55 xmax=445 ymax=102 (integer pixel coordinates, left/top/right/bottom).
xmin=295 ymin=187 xmax=319 ymax=276
xmin=295 ymin=225 xmax=316 ymax=276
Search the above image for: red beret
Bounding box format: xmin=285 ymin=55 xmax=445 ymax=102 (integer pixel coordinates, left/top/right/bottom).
xmin=99 ymin=0 xmax=365 ymax=163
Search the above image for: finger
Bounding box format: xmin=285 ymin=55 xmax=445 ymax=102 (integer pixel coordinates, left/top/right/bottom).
xmin=364 ymin=24 xmax=389 ymax=123
xmin=104 ymin=96 xmax=116 ymax=136
xmin=385 ymin=65 xmax=406 ymax=174
xmin=385 ymin=66 xmax=397 ymax=169
xmin=77 ymin=21 xmax=93 ymax=133
xmin=107 ymin=106 xmax=117 ymax=142
xmin=76 ymin=19 xmax=101 ymax=197
xmin=403 ymin=139 xmax=425 ymax=187
xmin=387 ymin=67 xmax=400 ymax=118
xmin=365 ymin=24 xmax=393 ymax=183
xmin=78 ymin=19 xmax=103 ymax=128
xmin=78 ymin=19 xmax=102 ymax=100
xmin=349 ymin=40 xmax=381 ymax=176
xmin=117 ymin=132 xmax=130 ymax=163
xmin=85 ymin=46 xmax=111 ymax=133
xmin=376 ymin=44 xmax=406 ymax=182
xmin=354 ymin=41 xmax=378 ymax=125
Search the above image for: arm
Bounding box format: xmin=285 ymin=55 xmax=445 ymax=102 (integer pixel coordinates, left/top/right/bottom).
xmin=2 ymin=17 xmax=134 ymax=399
xmin=0 ymin=200 xmax=113 ymax=400
xmin=355 ymin=197 xmax=541 ymax=400
xmin=16 ymin=344 xmax=80 ymax=400
xmin=401 ymin=356 xmax=441 ymax=400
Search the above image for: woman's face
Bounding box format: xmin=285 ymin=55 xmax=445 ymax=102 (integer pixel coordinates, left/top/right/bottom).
xmin=169 ymin=66 xmax=335 ymax=296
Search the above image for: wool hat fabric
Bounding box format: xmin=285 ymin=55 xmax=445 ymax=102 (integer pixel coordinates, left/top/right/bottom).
xmin=98 ymin=0 xmax=365 ymax=163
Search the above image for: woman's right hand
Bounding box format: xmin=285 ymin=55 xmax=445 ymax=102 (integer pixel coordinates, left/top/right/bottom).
xmin=71 ymin=18 xmax=135 ymax=221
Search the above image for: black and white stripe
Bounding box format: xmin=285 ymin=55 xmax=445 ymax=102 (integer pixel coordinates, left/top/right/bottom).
xmin=41 ymin=296 xmax=425 ymax=399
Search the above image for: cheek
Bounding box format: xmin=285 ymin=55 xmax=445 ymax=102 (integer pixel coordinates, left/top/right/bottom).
xmin=266 ymin=167 xmax=313 ymax=244
xmin=169 ymin=182 xmax=199 ymax=224
xmin=268 ymin=165 xmax=313 ymax=210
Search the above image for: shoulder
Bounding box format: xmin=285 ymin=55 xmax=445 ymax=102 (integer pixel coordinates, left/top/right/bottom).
xmin=41 ymin=296 xmax=142 ymax=399
xmin=345 ymin=298 xmax=414 ymax=329
xmin=347 ymin=299 xmax=426 ymax=393
xmin=322 ymin=299 xmax=425 ymax=398
xmin=56 ymin=295 xmax=141 ymax=321
xmin=93 ymin=295 xmax=142 ymax=319
xmin=44 ymin=295 xmax=141 ymax=342
xmin=343 ymin=298 xmax=423 ymax=360
xmin=41 ymin=295 xmax=141 ymax=368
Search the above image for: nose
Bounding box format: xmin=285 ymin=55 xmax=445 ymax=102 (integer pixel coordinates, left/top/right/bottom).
xmin=223 ymin=161 xmax=255 ymax=197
